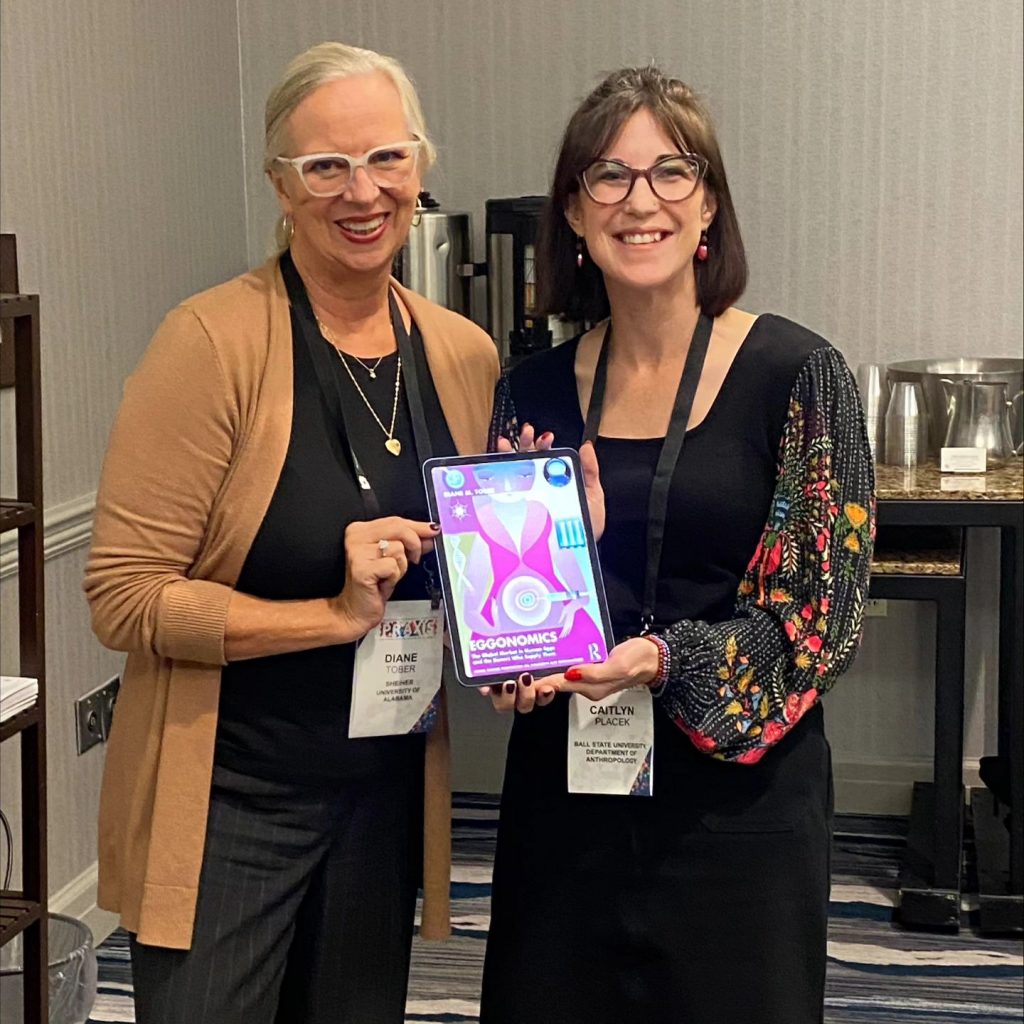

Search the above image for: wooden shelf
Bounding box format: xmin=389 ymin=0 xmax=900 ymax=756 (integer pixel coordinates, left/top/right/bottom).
xmin=872 ymin=546 xmax=963 ymax=576
xmin=0 ymin=703 xmax=41 ymax=743
xmin=0 ymin=894 xmax=42 ymax=946
xmin=872 ymin=524 xmax=965 ymax=577
xmin=0 ymin=234 xmax=48 ymax=1020
xmin=0 ymin=293 xmax=39 ymax=320
xmin=0 ymin=500 xmax=38 ymax=532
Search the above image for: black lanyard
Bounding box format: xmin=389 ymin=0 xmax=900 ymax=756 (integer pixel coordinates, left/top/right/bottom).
xmin=582 ymin=313 xmax=713 ymax=634
xmin=280 ymin=253 xmax=434 ymax=517
xmin=281 ymin=254 xmax=441 ymax=606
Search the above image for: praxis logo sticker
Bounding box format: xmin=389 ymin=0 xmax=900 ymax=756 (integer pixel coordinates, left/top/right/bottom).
xmin=378 ymin=617 xmax=441 ymax=640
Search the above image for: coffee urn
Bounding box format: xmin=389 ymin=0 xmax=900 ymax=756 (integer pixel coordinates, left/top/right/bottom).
xmin=485 ymin=196 xmax=581 ymax=364
xmin=393 ymin=191 xmax=478 ymax=318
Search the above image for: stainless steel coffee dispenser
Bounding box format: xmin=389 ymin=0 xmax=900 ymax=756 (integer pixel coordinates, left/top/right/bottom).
xmin=486 ymin=196 xmax=581 ymax=364
xmin=396 ymin=192 xmax=582 ymax=365
xmin=393 ymin=191 xmax=477 ymax=318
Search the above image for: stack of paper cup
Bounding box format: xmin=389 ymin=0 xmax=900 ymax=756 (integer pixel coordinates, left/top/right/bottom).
xmin=856 ymin=363 xmax=889 ymax=462
xmin=884 ymin=380 xmax=929 ymax=466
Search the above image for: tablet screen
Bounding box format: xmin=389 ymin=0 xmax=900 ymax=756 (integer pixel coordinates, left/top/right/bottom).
xmin=425 ymin=450 xmax=613 ymax=685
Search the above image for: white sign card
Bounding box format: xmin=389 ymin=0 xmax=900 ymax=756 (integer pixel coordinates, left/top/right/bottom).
xmin=567 ymin=686 xmax=654 ymax=796
xmin=349 ymin=600 xmax=444 ymax=737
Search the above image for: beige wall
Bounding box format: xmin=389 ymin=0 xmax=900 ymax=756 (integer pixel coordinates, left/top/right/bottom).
xmin=0 ymin=0 xmax=248 ymax=905
xmin=238 ymin=0 xmax=1023 ymax=366
xmin=0 ymin=0 xmax=1021 ymax=910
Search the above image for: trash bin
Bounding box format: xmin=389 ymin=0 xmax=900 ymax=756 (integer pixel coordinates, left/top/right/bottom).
xmin=0 ymin=913 xmax=98 ymax=1024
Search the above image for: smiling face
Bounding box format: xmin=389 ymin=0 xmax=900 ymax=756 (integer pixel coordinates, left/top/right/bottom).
xmin=565 ymin=108 xmax=716 ymax=299
xmin=268 ymin=72 xmax=422 ymax=280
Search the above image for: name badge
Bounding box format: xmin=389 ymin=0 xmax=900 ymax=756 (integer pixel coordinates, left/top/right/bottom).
xmin=567 ymin=687 xmax=654 ymax=796
xmin=349 ymin=600 xmax=444 ymax=737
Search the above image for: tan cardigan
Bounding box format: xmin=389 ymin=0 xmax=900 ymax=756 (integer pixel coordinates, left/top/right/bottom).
xmin=84 ymin=257 xmax=499 ymax=950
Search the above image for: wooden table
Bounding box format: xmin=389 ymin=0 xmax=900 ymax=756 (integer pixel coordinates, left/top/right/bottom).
xmin=873 ymin=459 xmax=1023 ymax=932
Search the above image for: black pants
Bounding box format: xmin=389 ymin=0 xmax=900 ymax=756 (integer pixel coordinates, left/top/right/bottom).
xmin=481 ymin=701 xmax=833 ymax=1024
xmin=129 ymin=762 xmax=422 ymax=1024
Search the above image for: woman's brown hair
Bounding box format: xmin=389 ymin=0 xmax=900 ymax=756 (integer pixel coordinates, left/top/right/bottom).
xmin=536 ymin=65 xmax=747 ymax=322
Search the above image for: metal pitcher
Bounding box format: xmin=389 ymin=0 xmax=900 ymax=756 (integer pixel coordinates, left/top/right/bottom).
xmin=941 ymin=378 xmax=1024 ymax=458
xmin=887 ymin=358 xmax=1024 ymax=455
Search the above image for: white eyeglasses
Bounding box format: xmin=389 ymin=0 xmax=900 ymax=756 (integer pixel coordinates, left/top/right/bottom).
xmin=274 ymin=140 xmax=422 ymax=197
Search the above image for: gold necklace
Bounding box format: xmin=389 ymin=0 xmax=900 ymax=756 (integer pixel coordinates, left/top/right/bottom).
xmin=315 ymin=314 xmax=403 ymax=455
xmin=353 ymin=354 xmax=385 ymax=379
xmin=336 ymin=349 xmax=404 ymax=456
xmin=315 ymin=316 xmax=388 ymax=379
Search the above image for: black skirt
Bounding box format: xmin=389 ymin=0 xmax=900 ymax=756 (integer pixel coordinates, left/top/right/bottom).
xmin=480 ymin=700 xmax=833 ymax=1024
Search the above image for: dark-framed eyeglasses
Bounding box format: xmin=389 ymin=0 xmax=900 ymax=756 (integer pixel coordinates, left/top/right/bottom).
xmin=579 ymin=153 xmax=708 ymax=205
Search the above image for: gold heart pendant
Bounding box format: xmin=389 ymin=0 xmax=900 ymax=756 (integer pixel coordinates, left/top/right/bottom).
xmin=385 ymin=438 xmax=402 ymax=457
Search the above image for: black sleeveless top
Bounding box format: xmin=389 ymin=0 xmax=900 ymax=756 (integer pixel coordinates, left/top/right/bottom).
xmin=215 ymin=289 xmax=456 ymax=783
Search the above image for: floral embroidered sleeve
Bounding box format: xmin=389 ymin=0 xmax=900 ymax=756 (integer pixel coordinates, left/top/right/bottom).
xmin=657 ymin=345 xmax=876 ymax=764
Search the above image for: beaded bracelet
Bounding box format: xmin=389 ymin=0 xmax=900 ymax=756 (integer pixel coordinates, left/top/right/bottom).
xmin=642 ymin=633 xmax=670 ymax=697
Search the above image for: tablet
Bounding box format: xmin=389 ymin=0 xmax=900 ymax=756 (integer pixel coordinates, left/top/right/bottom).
xmin=423 ymin=449 xmax=614 ymax=687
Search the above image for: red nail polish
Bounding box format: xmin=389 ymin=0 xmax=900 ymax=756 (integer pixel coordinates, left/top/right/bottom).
xmin=564 ymin=668 xmax=583 ymax=682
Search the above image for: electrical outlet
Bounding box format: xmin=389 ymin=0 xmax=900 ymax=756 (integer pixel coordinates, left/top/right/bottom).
xmin=75 ymin=676 xmax=120 ymax=754
xmin=75 ymin=692 xmax=104 ymax=754
xmin=864 ymin=598 xmax=888 ymax=617
xmin=98 ymin=675 xmax=120 ymax=739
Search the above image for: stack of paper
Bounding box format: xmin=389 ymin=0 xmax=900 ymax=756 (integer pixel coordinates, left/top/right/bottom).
xmin=0 ymin=675 xmax=38 ymax=723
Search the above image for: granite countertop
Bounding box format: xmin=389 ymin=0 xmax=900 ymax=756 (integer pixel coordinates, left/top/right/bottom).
xmin=875 ymin=458 xmax=1024 ymax=501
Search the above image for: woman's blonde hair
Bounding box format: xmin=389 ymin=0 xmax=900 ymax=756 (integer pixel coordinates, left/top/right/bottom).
xmin=265 ymin=41 xmax=435 ymax=250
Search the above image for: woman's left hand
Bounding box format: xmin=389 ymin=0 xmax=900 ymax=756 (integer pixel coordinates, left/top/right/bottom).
xmin=534 ymin=637 xmax=660 ymax=702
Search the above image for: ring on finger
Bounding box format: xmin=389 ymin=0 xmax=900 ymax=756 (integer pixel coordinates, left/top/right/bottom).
xmin=377 ymin=539 xmax=390 ymax=558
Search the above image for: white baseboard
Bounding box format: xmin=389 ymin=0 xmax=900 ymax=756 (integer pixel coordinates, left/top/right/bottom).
xmin=833 ymin=757 xmax=982 ymax=816
xmin=0 ymin=492 xmax=95 ymax=580
xmin=50 ymin=862 xmax=120 ymax=945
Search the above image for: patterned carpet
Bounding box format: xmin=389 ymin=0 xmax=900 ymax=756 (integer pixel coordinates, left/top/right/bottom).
xmin=88 ymin=795 xmax=1023 ymax=1023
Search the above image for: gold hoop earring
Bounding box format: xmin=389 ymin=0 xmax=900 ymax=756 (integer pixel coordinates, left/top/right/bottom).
xmin=281 ymin=213 xmax=295 ymax=246
xmin=411 ymin=202 xmax=424 ymax=229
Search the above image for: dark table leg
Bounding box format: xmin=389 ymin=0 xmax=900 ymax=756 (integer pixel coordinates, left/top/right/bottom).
xmin=1003 ymin=520 xmax=1023 ymax=893
xmin=933 ymin=578 xmax=967 ymax=888
xmin=898 ymin=576 xmax=966 ymax=930
xmin=973 ymin=519 xmax=1024 ymax=934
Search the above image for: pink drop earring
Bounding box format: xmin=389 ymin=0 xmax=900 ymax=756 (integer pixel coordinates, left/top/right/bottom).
xmin=576 ymin=237 xmax=585 ymax=268
xmin=696 ymin=229 xmax=709 ymax=262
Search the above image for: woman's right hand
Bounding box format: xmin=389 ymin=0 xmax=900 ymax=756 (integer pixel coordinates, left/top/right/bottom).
xmin=331 ymin=517 xmax=440 ymax=639
xmin=494 ymin=422 xmax=554 ymax=455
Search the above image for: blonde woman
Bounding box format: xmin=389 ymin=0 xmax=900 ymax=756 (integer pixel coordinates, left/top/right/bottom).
xmin=85 ymin=42 xmax=497 ymax=1023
